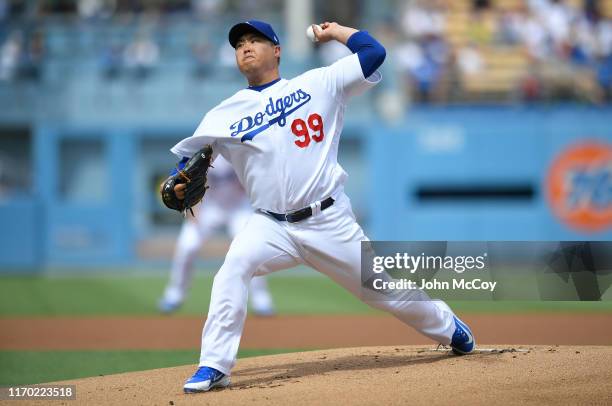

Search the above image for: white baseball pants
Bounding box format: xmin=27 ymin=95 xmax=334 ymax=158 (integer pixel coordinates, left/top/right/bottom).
xmin=199 ymin=193 xmax=456 ymax=375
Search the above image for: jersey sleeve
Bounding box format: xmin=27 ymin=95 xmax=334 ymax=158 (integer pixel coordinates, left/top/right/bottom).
xmin=171 ymin=91 xmax=251 ymax=158
xmin=170 ymin=112 xmax=220 ymax=158
xmin=171 ymin=137 xmax=220 ymax=160
xmin=319 ymin=53 xmax=382 ymax=102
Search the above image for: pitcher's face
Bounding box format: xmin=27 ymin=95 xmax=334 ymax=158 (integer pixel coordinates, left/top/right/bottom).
xmin=235 ymin=33 xmax=280 ymax=76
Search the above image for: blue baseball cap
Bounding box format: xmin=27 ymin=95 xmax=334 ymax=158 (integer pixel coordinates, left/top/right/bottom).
xmin=229 ymin=20 xmax=280 ymax=48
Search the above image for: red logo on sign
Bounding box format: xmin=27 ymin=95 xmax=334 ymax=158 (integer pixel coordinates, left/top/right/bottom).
xmin=546 ymin=141 xmax=612 ymax=232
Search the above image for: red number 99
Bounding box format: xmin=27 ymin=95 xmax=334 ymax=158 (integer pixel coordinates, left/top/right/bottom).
xmin=291 ymin=118 xmax=310 ymax=148
xmin=308 ymin=113 xmax=324 ymax=143
xmin=291 ymin=113 xmax=325 ymax=149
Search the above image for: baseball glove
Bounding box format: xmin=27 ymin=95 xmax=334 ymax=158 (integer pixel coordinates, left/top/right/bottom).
xmin=160 ymin=145 xmax=214 ymax=216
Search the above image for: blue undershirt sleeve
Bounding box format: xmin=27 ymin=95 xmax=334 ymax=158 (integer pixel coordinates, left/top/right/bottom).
xmin=345 ymin=31 xmax=386 ymax=78
xmin=169 ymin=157 xmax=189 ymax=176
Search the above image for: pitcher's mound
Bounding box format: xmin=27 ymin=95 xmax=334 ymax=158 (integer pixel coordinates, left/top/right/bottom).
xmin=37 ymin=346 xmax=612 ymax=405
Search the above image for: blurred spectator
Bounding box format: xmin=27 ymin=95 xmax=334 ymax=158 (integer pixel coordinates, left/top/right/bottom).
xmin=396 ymin=38 xmax=448 ymax=103
xmin=400 ymin=0 xmax=446 ymax=39
xmin=473 ymin=0 xmax=491 ymax=12
xmin=457 ymin=42 xmax=485 ymax=77
xmin=597 ymin=53 xmax=612 ymax=101
xmin=78 ymin=0 xmax=103 ymax=18
xmin=78 ymin=0 xmax=116 ymax=19
xmin=567 ymin=19 xmax=597 ymax=66
xmin=495 ymin=8 xmax=524 ymax=46
xmin=539 ymin=0 xmax=576 ymax=54
xmin=162 ymin=0 xmax=190 ymax=13
xmin=397 ymin=0 xmax=450 ymax=102
xmin=191 ymin=0 xmax=224 ymax=18
xmin=583 ymin=0 xmax=601 ymax=24
xmin=467 ymin=9 xmax=494 ymax=45
xmin=43 ymin=0 xmax=77 ymax=14
xmin=115 ymin=0 xmax=145 ymax=14
xmin=527 ymin=0 xmax=552 ymax=17
xmin=519 ymin=67 xmax=543 ymax=101
xmin=597 ymin=19 xmax=612 ymax=56
xmin=0 ymin=31 xmax=22 ymax=82
xmin=124 ymin=33 xmax=160 ymax=79
xmin=519 ymin=8 xmax=550 ymax=60
xmin=596 ymin=19 xmax=612 ymax=101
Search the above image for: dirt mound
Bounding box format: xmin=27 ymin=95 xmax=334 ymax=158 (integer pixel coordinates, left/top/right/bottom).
xmin=20 ymin=345 xmax=612 ymax=406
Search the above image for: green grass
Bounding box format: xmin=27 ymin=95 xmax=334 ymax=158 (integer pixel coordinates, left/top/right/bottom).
xmin=0 ymin=349 xmax=304 ymax=386
xmin=0 ymin=273 xmax=611 ymax=317
xmin=0 ymin=274 xmax=375 ymax=316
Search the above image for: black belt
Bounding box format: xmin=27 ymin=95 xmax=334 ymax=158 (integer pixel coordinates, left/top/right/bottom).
xmin=264 ymin=197 xmax=335 ymax=223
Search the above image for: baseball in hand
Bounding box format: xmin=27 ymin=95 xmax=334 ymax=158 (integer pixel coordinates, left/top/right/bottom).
xmin=306 ymin=24 xmax=322 ymax=43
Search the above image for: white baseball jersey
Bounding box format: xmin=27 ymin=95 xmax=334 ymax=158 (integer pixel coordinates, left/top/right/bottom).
xmin=171 ymin=53 xmax=381 ymax=213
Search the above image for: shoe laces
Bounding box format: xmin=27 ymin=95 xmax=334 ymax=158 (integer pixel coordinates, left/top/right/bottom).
xmin=453 ymin=325 xmax=468 ymax=343
xmin=193 ymin=367 xmax=221 ymax=380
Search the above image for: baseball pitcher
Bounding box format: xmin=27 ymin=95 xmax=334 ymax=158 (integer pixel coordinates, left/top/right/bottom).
xmin=163 ymin=20 xmax=476 ymax=393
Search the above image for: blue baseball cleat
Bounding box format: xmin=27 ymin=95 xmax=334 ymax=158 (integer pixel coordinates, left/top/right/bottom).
xmin=157 ymin=298 xmax=182 ymax=314
xmin=450 ymin=316 xmax=475 ymax=355
xmin=251 ymin=306 xmax=276 ymax=317
xmin=184 ymin=366 xmax=231 ymax=393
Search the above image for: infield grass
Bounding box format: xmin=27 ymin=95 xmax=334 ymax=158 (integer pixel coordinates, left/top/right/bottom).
xmin=0 ymin=349 xmax=306 ymax=386
xmin=0 ymin=273 xmax=611 ymax=317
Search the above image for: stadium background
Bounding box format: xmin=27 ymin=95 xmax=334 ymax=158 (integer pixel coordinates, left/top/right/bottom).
xmin=0 ymin=0 xmax=611 ymax=387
